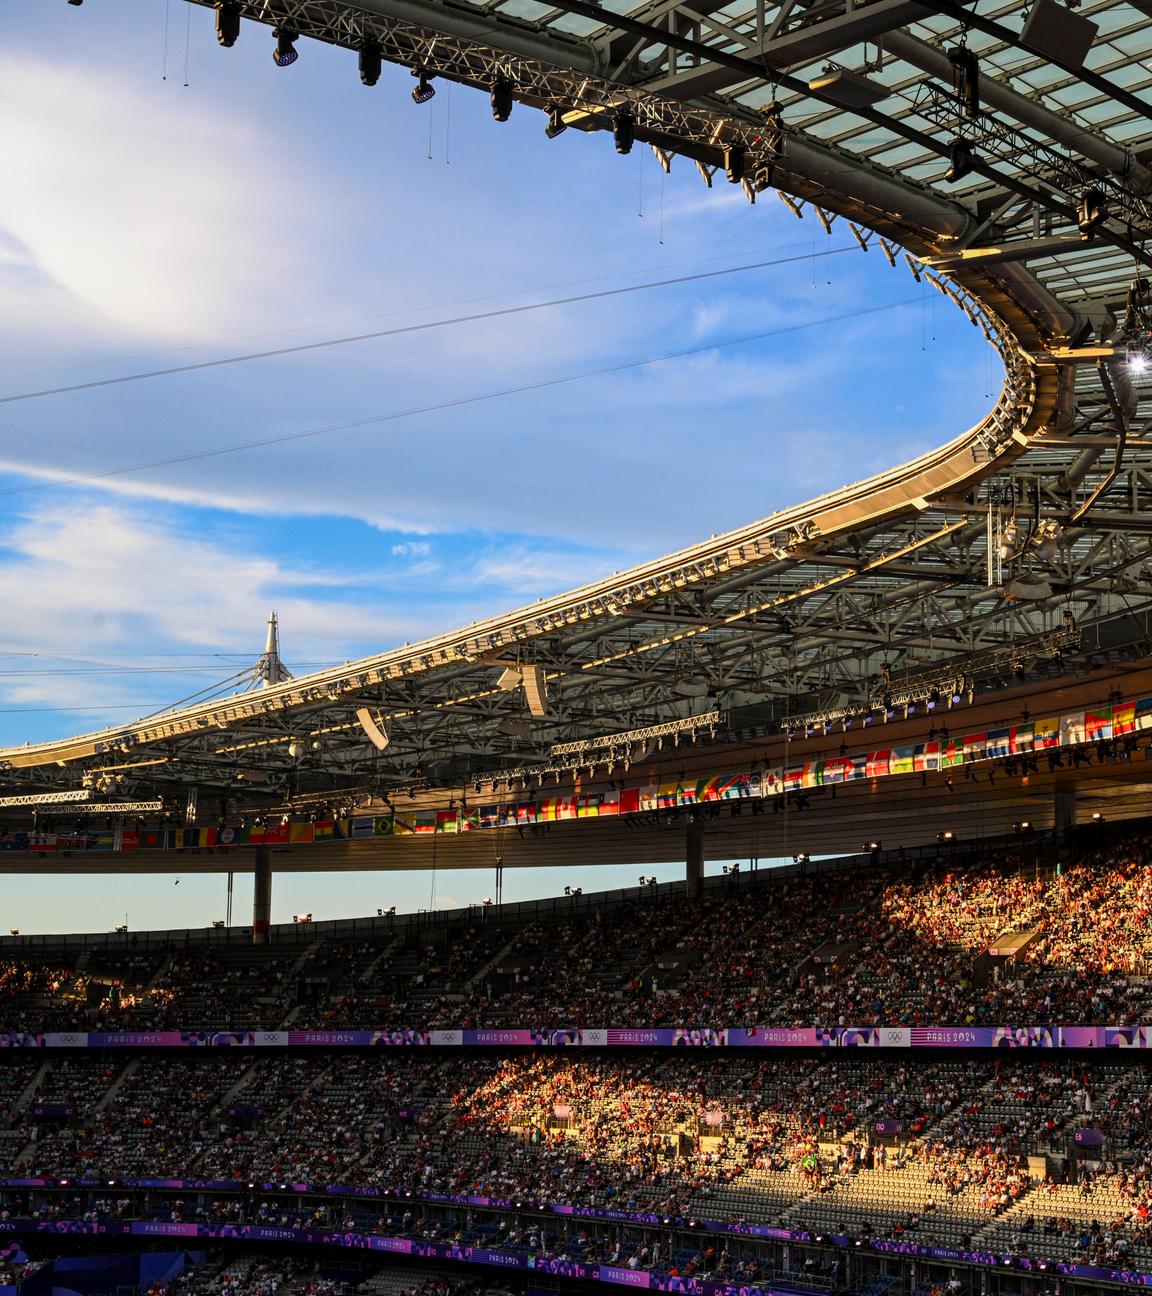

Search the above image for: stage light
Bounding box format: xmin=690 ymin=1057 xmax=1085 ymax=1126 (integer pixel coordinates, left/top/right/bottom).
xmin=1033 ymin=521 xmax=1061 ymax=562
xmin=412 ymin=69 xmax=436 ymax=104
xmin=945 ymin=138 xmax=975 ymax=184
xmin=491 ymin=77 xmax=513 ymax=122
xmin=545 ymin=106 xmax=567 ymax=139
xmin=359 ymin=41 xmax=382 ymax=87
xmin=723 ymin=144 xmax=746 ymax=184
xmin=211 ymin=920 xmax=225 ymax=929
xmin=1128 ymin=349 xmax=1151 ymax=376
xmin=937 ymin=830 xmax=955 ymax=842
xmin=273 ymin=29 xmax=299 ymax=67
xmin=613 ymin=113 xmax=635 ymax=155
xmin=215 ymin=1 xmax=241 ymax=46
xmin=1078 ymin=187 xmax=1107 ymax=238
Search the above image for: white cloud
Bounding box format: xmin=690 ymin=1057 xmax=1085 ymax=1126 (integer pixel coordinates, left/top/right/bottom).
xmin=391 ymin=541 xmax=431 ymax=558
xmin=0 ymin=501 xmax=419 ymax=662
xmin=0 ymin=56 xmax=337 ymax=342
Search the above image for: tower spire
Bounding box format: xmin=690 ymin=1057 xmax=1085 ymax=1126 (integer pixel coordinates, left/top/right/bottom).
xmin=256 ymin=610 xmax=293 ymax=687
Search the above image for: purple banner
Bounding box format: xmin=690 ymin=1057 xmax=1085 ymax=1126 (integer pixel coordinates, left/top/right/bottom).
xmin=1074 ymin=1128 xmax=1107 ymax=1147
xmin=873 ymin=1120 xmax=904 ymax=1135
xmin=0 ymin=1025 xmax=1141 ymax=1050
xmin=0 ymin=1215 xmax=1148 ymax=1290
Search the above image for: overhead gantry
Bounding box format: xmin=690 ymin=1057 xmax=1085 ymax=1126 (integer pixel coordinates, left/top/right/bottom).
xmin=6 ymin=0 xmax=1152 ymax=898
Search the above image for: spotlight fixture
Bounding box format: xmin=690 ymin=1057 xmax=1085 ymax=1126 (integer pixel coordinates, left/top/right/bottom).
xmin=563 ymin=884 xmax=582 ymax=896
xmin=215 ymin=1 xmax=242 ymax=46
xmin=211 ymin=920 xmax=226 ymax=929
xmin=937 ymin=830 xmax=955 ymax=843
xmin=1078 ymin=187 xmax=1108 ymax=238
xmin=273 ymin=28 xmax=299 ymax=67
xmin=1033 ymin=521 xmax=1061 ymax=562
xmin=723 ymin=143 xmax=746 ymax=184
xmin=1127 ymin=348 xmax=1151 ymax=376
xmin=359 ymin=41 xmax=382 ymax=87
xmin=411 ymin=69 xmax=436 ymax=103
xmin=491 ymin=77 xmax=514 ymax=122
xmin=613 ymin=113 xmax=635 ymax=155
xmin=945 ymin=138 xmax=975 ymax=184
xmin=545 ymin=106 xmax=568 ymax=139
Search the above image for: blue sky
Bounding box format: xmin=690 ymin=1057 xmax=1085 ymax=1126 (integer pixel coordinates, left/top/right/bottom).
xmin=0 ymin=1 xmax=996 ymax=932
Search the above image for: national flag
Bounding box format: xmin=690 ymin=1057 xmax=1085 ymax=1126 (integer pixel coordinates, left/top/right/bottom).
xmin=555 ymin=797 xmax=578 ymax=821
xmin=619 ymin=788 xmax=641 ymax=815
xmin=289 ymin=823 xmax=315 ymax=846
xmin=1060 ymin=711 xmax=1086 ymax=746
xmin=119 ymin=829 xmax=140 ymax=851
xmin=88 ymin=832 xmax=115 ymax=852
xmin=350 ymin=816 xmax=375 ymax=839
xmin=676 ymin=782 xmax=697 ymax=806
xmin=435 ymin=810 xmax=460 ymax=834
xmin=413 ymin=812 xmax=436 ymax=835
xmin=808 ymin=760 xmax=826 ymax=787
xmin=313 ymin=820 xmax=337 ymax=842
xmin=1113 ymin=702 xmax=1137 ymax=736
xmin=139 ymin=827 xmax=169 ymax=850
xmin=460 ymin=810 xmax=480 ymax=832
xmin=578 ymin=793 xmax=604 ymax=818
xmin=600 ymin=790 xmax=620 ymax=816
xmin=890 ymin=746 xmax=915 ymax=776
xmin=747 ymin=771 xmax=763 ymax=797
xmin=515 ymin=802 xmax=537 ymax=825
xmin=477 ymin=805 xmax=500 ymax=829
xmin=941 ymin=739 xmax=964 ymax=768
xmin=696 ymin=776 xmax=723 ymax=802
xmin=821 ymin=756 xmax=850 ymax=784
xmin=866 ymin=749 xmax=891 ymax=779
xmin=846 ymin=754 xmax=868 ymax=781
xmin=28 ymin=832 xmax=57 ymax=852
xmin=1009 ymin=723 xmax=1034 ymax=753
xmin=1135 ymin=698 xmax=1152 ymax=732
xmin=963 ymin=732 xmax=987 ymax=761
xmin=985 ymin=728 xmax=1010 ymax=759
xmin=1033 ymin=717 xmax=1061 ymax=749
xmin=536 ymin=798 xmax=560 ymax=822
xmin=639 ymin=785 xmax=659 ymax=811
xmin=656 ymin=782 xmax=679 ymax=809
xmin=783 ymin=765 xmax=805 ymax=791
xmin=1085 ymin=710 xmax=1113 ymax=741
xmin=913 ymin=742 xmax=940 ymax=773
xmin=392 ymin=813 xmax=416 ymax=836
xmin=262 ymin=822 xmax=291 ymax=846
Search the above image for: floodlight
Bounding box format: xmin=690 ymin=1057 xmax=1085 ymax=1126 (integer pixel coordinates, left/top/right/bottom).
xmin=273 ymin=29 xmax=299 ymax=67
xmin=215 ymin=1 xmax=241 ymax=46
xmin=613 ymin=113 xmax=635 ymax=155
xmin=412 ymin=69 xmax=436 ymax=103
xmin=945 ymin=138 xmax=975 ymax=184
xmin=723 ymin=144 xmax=746 ymax=184
xmin=545 ymin=106 xmax=567 ymax=139
xmin=1078 ymin=187 xmax=1108 ymax=238
xmin=491 ymin=77 xmax=513 ymax=121
xmin=359 ymin=41 xmax=382 ymax=87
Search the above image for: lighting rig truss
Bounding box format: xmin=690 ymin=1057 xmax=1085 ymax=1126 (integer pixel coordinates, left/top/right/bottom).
xmin=914 ymin=82 xmax=1152 ymax=256
xmin=205 ymin=1 xmax=787 ymax=196
xmin=781 ymin=626 xmax=1082 ymax=733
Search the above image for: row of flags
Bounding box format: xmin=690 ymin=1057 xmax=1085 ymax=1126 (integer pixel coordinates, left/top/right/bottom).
xmin=4 ymin=698 xmax=1150 ymax=852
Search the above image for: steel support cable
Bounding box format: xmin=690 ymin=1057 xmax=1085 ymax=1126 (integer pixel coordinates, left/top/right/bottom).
xmin=0 ymin=296 xmax=919 ymax=499
xmin=0 ymin=248 xmax=859 ymax=407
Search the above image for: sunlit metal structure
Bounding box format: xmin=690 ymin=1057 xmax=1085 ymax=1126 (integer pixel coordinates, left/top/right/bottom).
xmin=7 ymin=0 xmax=1152 ymax=872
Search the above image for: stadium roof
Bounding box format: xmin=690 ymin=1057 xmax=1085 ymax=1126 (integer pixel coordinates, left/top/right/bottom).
xmin=5 ymin=0 xmax=1152 ymax=860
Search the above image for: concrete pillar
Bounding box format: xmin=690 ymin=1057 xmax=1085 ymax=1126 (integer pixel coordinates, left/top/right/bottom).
xmin=252 ymin=846 xmax=272 ymax=945
xmin=1054 ymin=785 xmax=1077 ymax=845
xmin=686 ymin=820 xmax=704 ymax=902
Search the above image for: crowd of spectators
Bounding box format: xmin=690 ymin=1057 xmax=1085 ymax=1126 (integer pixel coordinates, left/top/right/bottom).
xmin=2 ymin=831 xmax=1151 ymax=1031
